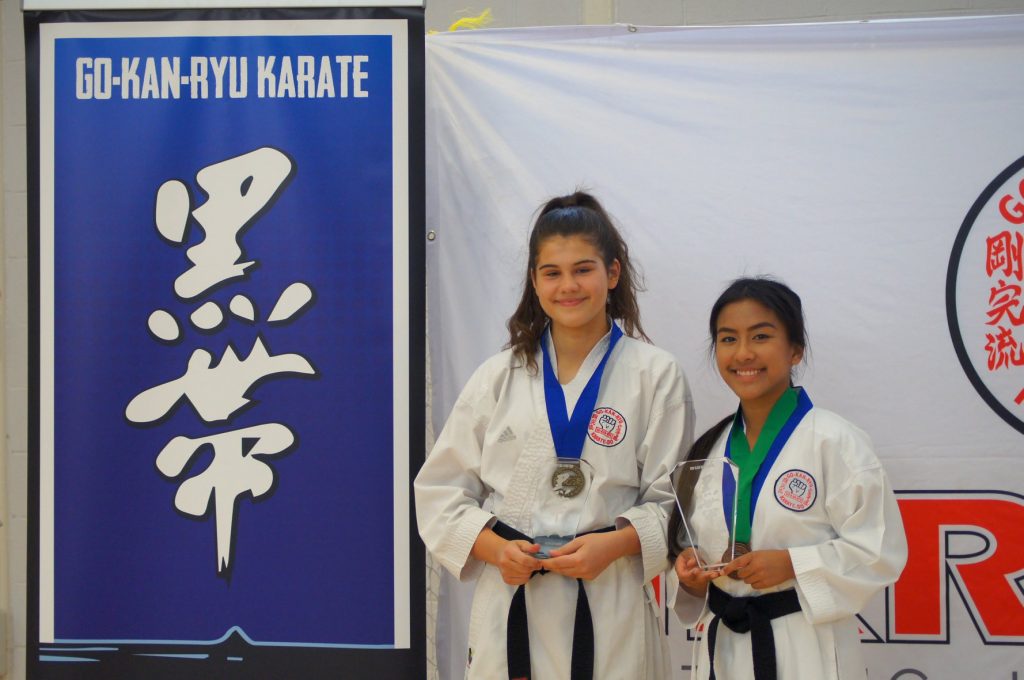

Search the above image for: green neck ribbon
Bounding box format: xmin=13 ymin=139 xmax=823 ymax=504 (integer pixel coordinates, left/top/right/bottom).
xmin=727 ymin=387 xmax=799 ymax=544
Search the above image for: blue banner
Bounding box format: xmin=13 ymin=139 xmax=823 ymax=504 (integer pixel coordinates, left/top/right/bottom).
xmin=29 ymin=10 xmax=422 ymax=676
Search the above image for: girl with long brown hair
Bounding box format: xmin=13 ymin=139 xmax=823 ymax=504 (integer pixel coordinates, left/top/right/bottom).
xmin=416 ymin=191 xmax=692 ymax=679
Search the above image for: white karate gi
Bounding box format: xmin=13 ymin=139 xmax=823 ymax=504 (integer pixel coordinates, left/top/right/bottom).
xmin=416 ymin=329 xmax=693 ymax=679
xmin=673 ymin=406 xmax=908 ymax=680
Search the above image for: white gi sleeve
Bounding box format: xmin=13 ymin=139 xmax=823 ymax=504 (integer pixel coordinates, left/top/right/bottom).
xmin=670 ymin=574 xmax=710 ymax=628
xmin=789 ymin=424 xmax=908 ymax=625
xmin=414 ymin=362 xmax=498 ymax=582
xmin=617 ymin=362 xmax=695 ymax=583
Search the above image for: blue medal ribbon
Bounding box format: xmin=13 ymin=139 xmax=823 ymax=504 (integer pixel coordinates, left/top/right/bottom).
xmin=540 ymin=323 xmax=623 ymax=461
xmin=722 ymin=388 xmax=813 ymax=538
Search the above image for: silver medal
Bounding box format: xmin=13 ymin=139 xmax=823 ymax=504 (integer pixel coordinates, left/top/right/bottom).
xmin=551 ymin=463 xmax=586 ymax=498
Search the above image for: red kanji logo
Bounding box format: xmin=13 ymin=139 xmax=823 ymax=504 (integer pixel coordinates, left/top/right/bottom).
xmin=985 ymin=231 xmax=1024 ymax=281
xmin=983 ymin=326 xmax=1024 ymax=371
xmin=985 ymin=280 xmax=1024 ymax=326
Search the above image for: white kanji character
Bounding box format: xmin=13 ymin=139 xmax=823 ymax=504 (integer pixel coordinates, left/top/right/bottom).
xmin=125 ymin=335 xmax=315 ymax=424
xmin=156 ymin=423 xmax=295 ymax=574
xmin=156 ymin=147 xmax=294 ymax=299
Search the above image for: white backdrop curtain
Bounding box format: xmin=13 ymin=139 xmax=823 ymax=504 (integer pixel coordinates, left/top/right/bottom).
xmin=424 ymin=15 xmax=1024 ymax=679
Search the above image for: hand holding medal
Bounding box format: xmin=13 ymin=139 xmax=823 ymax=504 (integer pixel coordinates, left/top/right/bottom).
xmin=720 ymin=548 xmax=796 ymax=589
xmin=723 ymin=541 xmax=751 ymax=579
xmin=674 ymin=546 xmax=722 ymax=597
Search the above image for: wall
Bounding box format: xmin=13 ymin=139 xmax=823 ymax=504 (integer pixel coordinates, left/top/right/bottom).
xmin=2 ymin=0 xmax=27 ymax=676
xmin=2 ymin=1 xmax=1024 ymax=679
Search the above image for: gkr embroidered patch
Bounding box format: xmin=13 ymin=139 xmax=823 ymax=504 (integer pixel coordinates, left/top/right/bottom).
xmin=774 ymin=469 xmax=817 ymax=512
xmin=588 ymin=407 xmax=626 ymax=447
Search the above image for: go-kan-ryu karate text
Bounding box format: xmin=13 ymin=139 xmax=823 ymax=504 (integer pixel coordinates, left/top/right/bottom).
xmin=75 ymin=55 xmax=371 ymax=100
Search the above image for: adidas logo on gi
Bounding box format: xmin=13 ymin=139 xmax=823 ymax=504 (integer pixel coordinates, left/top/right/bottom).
xmin=497 ymin=426 xmax=516 ymax=443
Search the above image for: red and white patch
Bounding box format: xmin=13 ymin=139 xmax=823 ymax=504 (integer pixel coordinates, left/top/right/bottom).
xmin=774 ymin=469 xmax=817 ymax=512
xmin=588 ymin=407 xmax=626 ymax=447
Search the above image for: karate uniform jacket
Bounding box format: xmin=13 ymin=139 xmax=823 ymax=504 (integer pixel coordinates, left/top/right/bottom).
xmin=673 ymin=406 xmax=908 ymax=680
xmin=415 ymin=330 xmax=693 ymax=679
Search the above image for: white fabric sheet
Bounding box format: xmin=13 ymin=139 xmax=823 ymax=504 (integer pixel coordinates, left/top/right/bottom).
xmin=425 ymin=15 xmax=1024 ymax=679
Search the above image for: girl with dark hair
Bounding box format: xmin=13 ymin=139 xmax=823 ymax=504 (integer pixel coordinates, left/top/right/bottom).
xmin=416 ymin=191 xmax=693 ymax=679
xmin=670 ymin=276 xmax=907 ymax=680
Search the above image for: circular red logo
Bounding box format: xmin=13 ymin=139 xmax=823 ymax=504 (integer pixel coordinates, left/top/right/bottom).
xmin=774 ymin=469 xmax=816 ymax=512
xmin=948 ymin=154 xmax=1024 ymax=436
xmin=588 ymin=407 xmax=626 ymax=447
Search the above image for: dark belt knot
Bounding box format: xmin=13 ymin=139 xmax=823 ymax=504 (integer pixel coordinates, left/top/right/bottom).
xmin=706 ymin=582 xmax=802 ymax=680
xmin=720 ymin=595 xmax=755 ymax=633
xmin=492 ymin=520 xmax=615 ymax=680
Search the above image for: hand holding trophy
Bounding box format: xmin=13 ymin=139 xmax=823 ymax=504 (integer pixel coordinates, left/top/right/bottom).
xmin=670 ymin=457 xmax=742 ymax=573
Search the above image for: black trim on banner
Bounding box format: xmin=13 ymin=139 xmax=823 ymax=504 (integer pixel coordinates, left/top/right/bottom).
xmin=23 ymin=2 xmax=424 ymax=9
xmin=25 ymin=7 xmax=426 ymax=679
xmin=25 ymin=9 xmax=43 ymax=680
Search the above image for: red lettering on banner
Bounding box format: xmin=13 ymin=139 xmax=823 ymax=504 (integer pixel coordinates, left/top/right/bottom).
xmin=984 ymin=326 xmax=1024 ymax=371
xmin=999 ymin=179 xmax=1024 ymax=224
xmin=986 ymin=231 xmax=1024 ymax=281
xmin=986 ymin=280 xmax=1024 ymax=326
xmin=893 ymin=493 xmax=1024 ymax=643
xmin=982 ymin=180 xmax=1024 ymax=413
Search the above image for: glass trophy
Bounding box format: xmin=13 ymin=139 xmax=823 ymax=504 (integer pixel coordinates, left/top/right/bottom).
xmin=670 ymin=457 xmax=740 ymax=571
xmin=531 ymin=458 xmax=596 ymax=558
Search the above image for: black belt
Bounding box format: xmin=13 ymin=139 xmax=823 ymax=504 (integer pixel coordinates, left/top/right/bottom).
xmin=706 ymin=582 xmax=802 ymax=680
xmin=492 ymin=521 xmax=615 ymax=680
